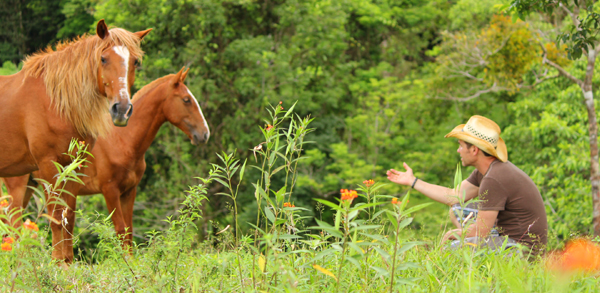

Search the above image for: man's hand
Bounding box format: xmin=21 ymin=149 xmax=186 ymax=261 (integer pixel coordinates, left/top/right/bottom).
xmin=386 ymin=162 xmax=416 ymax=186
xmin=441 ymin=229 xmax=461 ymax=244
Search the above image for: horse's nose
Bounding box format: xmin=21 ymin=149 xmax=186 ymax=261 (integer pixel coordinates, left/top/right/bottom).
xmin=110 ymin=102 xmax=133 ymax=127
xmin=192 ymin=131 xmax=209 ymax=145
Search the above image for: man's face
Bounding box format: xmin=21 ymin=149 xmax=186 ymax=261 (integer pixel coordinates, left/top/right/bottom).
xmin=457 ymin=140 xmax=476 ymax=167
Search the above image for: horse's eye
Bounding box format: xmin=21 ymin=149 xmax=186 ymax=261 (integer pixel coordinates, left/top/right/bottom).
xmin=101 ymin=57 xmax=106 ymax=64
xmin=134 ymin=59 xmax=141 ymax=68
xmin=183 ymin=97 xmax=191 ymax=104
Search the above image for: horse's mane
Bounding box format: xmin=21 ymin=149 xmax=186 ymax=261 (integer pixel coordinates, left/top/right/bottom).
xmin=22 ymin=28 xmax=146 ymax=138
xmin=131 ymin=74 xmax=174 ymax=103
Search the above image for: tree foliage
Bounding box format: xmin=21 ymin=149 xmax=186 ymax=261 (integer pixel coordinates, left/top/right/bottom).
xmin=1 ymin=0 xmax=598 ymax=250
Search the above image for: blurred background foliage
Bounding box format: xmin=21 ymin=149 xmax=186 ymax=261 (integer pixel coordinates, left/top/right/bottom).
xmin=0 ymin=0 xmax=596 ymax=251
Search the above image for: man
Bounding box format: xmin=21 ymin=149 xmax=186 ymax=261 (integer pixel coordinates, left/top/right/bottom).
xmin=386 ymin=115 xmax=548 ymax=255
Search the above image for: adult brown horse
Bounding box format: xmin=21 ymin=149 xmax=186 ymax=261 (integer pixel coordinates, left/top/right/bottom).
xmin=3 ymin=67 xmax=210 ymax=250
xmin=0 ymin=20 xmax=151 ymax=262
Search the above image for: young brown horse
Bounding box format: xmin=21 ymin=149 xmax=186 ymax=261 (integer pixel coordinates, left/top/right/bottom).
xmin=3 ymin=67 xmax=210 ymax=250
xmin=0 ymin=20 xmax=151 ymax=263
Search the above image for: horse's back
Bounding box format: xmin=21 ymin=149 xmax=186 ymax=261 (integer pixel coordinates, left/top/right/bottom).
xmin=0 ymin=72 xmax=40 ymax=176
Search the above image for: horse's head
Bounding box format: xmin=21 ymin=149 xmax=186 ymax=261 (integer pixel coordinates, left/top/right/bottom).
xmin=95 ymin=20 xmax=152 ymax=127
xmin=163 ymin=67 xmax=210 ymax=145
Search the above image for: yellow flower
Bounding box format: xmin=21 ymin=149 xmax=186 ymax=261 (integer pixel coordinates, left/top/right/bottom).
xmin=283 ymin=202 xmax=295 ymax=208
xmin=0 ymin=199 xmax=8 ymax=208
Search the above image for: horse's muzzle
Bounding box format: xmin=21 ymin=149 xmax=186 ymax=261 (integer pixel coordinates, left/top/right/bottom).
xmin=191 ymin=131 xmax=210 ymax=145
xmin=110 ymin=102 xmax=133 ymax=127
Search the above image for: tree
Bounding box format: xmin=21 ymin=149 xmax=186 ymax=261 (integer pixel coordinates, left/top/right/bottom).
xmin=510 ymin=0 xmax=600 ymax=237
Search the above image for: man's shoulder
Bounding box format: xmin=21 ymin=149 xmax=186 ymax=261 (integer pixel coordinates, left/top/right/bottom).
xmin=486 ymin=161 xmax=524 ymax=177
xmin=484 ymin=160 xmax=536 ymax=188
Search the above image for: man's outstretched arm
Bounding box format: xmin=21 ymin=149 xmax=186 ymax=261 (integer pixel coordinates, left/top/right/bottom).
xmin=386 ymin=162 xmax=479 ymax=206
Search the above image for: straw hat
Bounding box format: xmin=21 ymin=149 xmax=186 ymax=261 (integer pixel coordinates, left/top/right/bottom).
xmin=444 ymin=115 xmax=507 ymax=162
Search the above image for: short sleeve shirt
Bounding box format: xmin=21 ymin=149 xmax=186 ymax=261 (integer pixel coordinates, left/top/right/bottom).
xmin=467 ymin=160 xmax=548 ymax=252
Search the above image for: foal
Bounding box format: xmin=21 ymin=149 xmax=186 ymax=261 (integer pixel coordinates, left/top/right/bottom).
xmin=3 ymin=67 xmax=210 ymax=249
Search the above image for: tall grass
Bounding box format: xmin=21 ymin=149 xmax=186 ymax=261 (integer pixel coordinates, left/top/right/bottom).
xmin=1 ymin=107 xmax=599 ymax=292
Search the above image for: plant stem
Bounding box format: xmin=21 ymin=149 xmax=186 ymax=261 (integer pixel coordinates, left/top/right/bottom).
xmin=235 ymin=249 xmax=245 ymax=291
xmin=336 ymin=212 xmax=349 ymax=292
xmin=389 ymin=214 xmax=402 ymax=293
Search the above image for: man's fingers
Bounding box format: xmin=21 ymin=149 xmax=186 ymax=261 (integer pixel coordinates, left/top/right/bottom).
xmin=403 ymin=162 xmax=412 ymax=173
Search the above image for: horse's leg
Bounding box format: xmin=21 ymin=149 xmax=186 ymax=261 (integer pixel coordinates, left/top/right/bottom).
xmin=22 ymin=175 xmax=35 ymax=210
xmin=3 ymin=174 xmax=31 ymax=228
xmin=60 ymin=181 xmax=80 ymax=263
xmin=36 ymin=161 xmax=66 ymax=260
xmin=120 ymin=187 xmax=137 ymax=250
xmin=37 ymin=161 xmax=81 ymax=263
xmin=102 ymin=184 xmax=128 ymax=248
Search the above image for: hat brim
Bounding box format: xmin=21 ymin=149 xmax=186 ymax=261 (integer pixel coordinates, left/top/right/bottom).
xmin=445 ymin=124 xmax=508 ymax=162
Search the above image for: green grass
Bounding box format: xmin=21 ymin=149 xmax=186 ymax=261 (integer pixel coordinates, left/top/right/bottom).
xmin=2 ymin=225 xmax=599 ymax=292
xmin=2 ymin=107 xmax=599 ymax=292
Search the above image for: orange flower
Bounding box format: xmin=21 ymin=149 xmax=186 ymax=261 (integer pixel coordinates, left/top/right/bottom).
xmin=283 ymin=202 xmax=295 ymax=208
xmin=1 ymin=242 xmax=11 ymax=251
xmin=23 ymin=219 xmax=39 ymax=231
xmin=0 ymin=199 xmax=8 ymax=208
xmin=363 ymin=179 xmax=375 ymax=187
xmin=266 ymin=124 xmax=273 ymax=131
xmin=280 ymin=106 xmax=284 ymax=110
xmin=550 ymin=239 xmax=600 ymax=272
xmin=3 ymin=237 xmax=14 ymax=244
xmin=279 ymin=101 xmax=283 ymax=105
xmin=340 ymin=189 xmax=358 ymax=202
xmin=391 ymin=198 xmax=408 ymax=205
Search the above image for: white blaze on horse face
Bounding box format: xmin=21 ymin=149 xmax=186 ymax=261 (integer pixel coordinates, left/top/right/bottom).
xmin=112 ymin=46 xmax=131 ymax=102
xmin=186 ymin=88 xmax=210 ymax=139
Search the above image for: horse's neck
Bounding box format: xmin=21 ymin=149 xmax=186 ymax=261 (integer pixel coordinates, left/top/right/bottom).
xmin=122 ymin=84 xmax=168 ymax=158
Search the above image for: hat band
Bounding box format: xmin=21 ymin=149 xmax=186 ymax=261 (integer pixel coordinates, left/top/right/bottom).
xmin=463 ymin=124 xmax=499 ymax=145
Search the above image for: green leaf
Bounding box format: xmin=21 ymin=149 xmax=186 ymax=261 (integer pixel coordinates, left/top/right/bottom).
xmin=213 ymin=177 xmax=230 ymax=189
xmin=373 ymin=247 xmax=391 ymax=262
xmin=403 ymin=203 xmax=434 ymax=215
xmin=349 ymin=202 xmax=382 ymax=213
xmin=370 ymin=265 xmax=390 ymax=277
xmin=346 ymin=255 xmax=362 ymax=269
xmin=239 ymin=159 xmax=247 ymax=182
xmin=314 ymin=198 xmax=342 ymax=212
xmin=264 ymin=207 xmax=276 ymax=224
xmin=271 ymin=164 xmax=287 ymax=176
xmin=398 ymin=217 xmax=413 ymax=230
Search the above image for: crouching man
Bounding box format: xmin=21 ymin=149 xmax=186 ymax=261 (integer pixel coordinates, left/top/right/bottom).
xmin=387 ymin=115 xmax=547 ymax=255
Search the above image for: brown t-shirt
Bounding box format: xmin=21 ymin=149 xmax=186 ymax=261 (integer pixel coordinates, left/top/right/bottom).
xmin=467 ymin=160 xmax=548 ymax=253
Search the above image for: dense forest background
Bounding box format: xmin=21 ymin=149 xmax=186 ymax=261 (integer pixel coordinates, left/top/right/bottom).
xmin=1 ymin=0 xmax=596 ymax=251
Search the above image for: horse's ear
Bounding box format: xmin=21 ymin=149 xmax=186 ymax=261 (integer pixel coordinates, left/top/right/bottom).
xmin=96 ymin=19 xmax=109 ymax=40
xmin=134 ymin=28 xmax=153 ymax=41
xmin=172 ymin=67 xmax=185 ymax=86
xmin=181 ymin=67 xmax=190 ymax=83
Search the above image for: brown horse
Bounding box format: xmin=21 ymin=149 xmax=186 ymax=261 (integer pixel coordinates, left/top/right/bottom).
xmin=3 ymin=68 xmax=210 ymax=250
xmin=0 ymin=20 xmax=151 ymax=262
